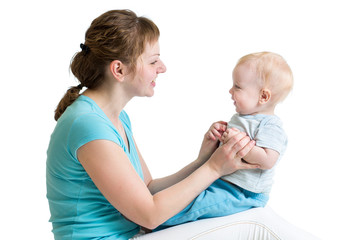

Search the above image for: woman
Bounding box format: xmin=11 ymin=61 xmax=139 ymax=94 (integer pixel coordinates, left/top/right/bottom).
xmin=46 ymin=9 xmax=257 ymax=239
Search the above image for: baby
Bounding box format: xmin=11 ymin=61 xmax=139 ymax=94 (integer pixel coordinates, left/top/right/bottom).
xmin=157 ymin=51 xmax=293 ymax=229
xmin=221 ymin=51 xmax=293 ymax=194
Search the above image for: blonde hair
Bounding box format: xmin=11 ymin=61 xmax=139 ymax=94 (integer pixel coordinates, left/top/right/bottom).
xmin=237 ymin=52 xmax=294 ymax=104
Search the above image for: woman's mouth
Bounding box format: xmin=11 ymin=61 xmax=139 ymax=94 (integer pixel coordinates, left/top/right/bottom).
xmin=151 ymin=79 xmax=156 ymax=87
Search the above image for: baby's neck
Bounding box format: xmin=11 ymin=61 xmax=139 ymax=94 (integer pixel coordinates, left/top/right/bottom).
xmin=246 ymin=108 xmax=275 ymax=116
xmin=257 ymin=109 xmax=275 ymax=115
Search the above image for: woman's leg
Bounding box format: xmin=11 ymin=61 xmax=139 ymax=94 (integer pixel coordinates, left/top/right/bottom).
xmin=132 ymin=207 xmax=320 ymax=240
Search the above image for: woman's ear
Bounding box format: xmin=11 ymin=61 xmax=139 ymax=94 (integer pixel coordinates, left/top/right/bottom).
xmin=109 ymin=60 xmax=127 ymax=82
xmin=259 ymin=88 xmax=271 ymax=104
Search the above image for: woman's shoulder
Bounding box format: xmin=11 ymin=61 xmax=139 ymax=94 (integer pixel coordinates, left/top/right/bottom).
xmin=120 ymin=110 xmax=132 ymax=132
xmin=66 ymin=110 xmax=119 ymax=155
xmin=56 ymin=96 xmax=116 ymax=140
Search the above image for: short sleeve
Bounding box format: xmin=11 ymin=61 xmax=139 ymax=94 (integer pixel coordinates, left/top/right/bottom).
xmin=255 ymin=117 xmax=287 ymax=155
xmin=68 ymin=113 xmax=120 ymax=159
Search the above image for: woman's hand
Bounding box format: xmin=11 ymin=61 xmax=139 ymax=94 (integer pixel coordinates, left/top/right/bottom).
xmin=197 ymin=121 xmax=227 ymax=164
xmin=221 ymin=127 xmax=243 ymax=144
xmin=206 ymin=130 xmax=257 ymax=177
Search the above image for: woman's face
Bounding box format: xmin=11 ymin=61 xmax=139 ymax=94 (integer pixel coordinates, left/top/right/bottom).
xmin=130 ymin=41 xmax=167 ymax=97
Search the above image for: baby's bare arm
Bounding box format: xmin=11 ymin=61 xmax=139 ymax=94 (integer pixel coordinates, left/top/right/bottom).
xmin=242 ymin=146 xmax=279 ymax=170
xmin=222 ymin=128 xmax=279 ymax=170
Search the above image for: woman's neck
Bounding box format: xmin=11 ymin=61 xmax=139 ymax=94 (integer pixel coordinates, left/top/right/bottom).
xmin=83 ymin=86 xmax=131 ymax=123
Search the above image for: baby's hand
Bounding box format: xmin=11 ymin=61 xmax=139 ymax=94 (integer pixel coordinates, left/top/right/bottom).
xmin=205 ymin=121 xmax=227 ymax=141
xmin=221 ymin=128 xmax=241 ymax=144
xmin=197 ymin=121 xmax=228 ymax=164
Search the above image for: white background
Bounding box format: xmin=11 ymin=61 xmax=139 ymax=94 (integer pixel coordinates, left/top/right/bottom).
xmin=1 ymin=0 xmax=359 ymax=239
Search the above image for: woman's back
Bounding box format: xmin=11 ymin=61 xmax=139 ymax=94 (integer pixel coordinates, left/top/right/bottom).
xmin=46 ymin=95 xmax=141 ymax=239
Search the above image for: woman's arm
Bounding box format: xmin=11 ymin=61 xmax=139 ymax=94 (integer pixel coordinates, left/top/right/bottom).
xmin=139 ymin=149 xmax=205 ymax=195
xmin=78 ymin=131 xmax=256 ymax=230
xmin=140 ymin=121 xmax=228 ymax=194
xmin=222 ymin=128 xmax=279 ymax=170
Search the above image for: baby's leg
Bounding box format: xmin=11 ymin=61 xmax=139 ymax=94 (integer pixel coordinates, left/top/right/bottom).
xmin=155 ymin=179 xmax=268 ymax=231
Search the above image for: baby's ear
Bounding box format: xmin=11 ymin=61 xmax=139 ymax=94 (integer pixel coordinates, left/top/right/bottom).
xmin=259 ymin=88 xmax=271 ymax=104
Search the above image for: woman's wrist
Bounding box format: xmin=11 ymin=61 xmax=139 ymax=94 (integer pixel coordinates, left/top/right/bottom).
xmin=191 ymin=157 xmax=206 ymax=172
xmin=195 ymin=155 xmax=208 ymax=165
xmin=197 ymin=142 xmax=219 ymax=164
xmin=202 ymin=159 xmax=222 ymax=180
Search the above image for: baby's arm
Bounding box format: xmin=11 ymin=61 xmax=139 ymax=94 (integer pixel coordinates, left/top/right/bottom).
xmin=222 ymin=128 xmax=279 ymax=170
xmin=242 ymin=145 xmax=279 ymax=170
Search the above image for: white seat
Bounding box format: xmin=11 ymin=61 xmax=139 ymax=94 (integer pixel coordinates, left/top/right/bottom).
xmin=131 ymin=206 xmax=319 ymax=240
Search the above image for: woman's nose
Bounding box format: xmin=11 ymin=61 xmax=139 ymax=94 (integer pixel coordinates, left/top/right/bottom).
xmin=158 ymin=61 xmax=167 ymax=73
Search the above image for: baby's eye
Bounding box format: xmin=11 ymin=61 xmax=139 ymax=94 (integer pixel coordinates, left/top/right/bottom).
xmin=151 ymin=60 xmax=158 ymax=65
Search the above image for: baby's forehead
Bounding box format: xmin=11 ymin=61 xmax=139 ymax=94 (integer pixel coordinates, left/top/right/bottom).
xmin=233 ymin=61 xmax=257 ymax=77
xmin=233 ymin=62 xmax=261 ymax=85
xmin=234 ymin=60 xmax=256 ymax=72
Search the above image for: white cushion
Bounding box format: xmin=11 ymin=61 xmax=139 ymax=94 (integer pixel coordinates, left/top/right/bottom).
xmin=131 ymin=207 xmax=319 ymax=240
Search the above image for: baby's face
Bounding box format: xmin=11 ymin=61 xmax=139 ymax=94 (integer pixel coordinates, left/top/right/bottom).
xmin=229 ymin=63 xmax=262 ymax=115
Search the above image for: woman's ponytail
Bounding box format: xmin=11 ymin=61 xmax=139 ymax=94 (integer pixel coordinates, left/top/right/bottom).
xmin=53 ymin=9 xmax=160 ymax=121
xmin=54 ymin=85 xmax=83 ymax=121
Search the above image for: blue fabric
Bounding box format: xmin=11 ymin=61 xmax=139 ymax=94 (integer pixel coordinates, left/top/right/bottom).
xmin=156 ymin=179 xmax=269 ymax=230
xmin=46 ymin=95 xmax=142 ymax=239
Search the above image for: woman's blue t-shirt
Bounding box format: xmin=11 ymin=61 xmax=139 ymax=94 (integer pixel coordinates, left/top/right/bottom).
xmin=46 ymin=95 xmax=143 ymax=239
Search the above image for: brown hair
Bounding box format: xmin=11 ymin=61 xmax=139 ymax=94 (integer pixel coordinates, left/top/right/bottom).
xmin=54 ymin=9 xmax=160 ymax=121
xmin=237 ymin=52 xmax=293 ymax=104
